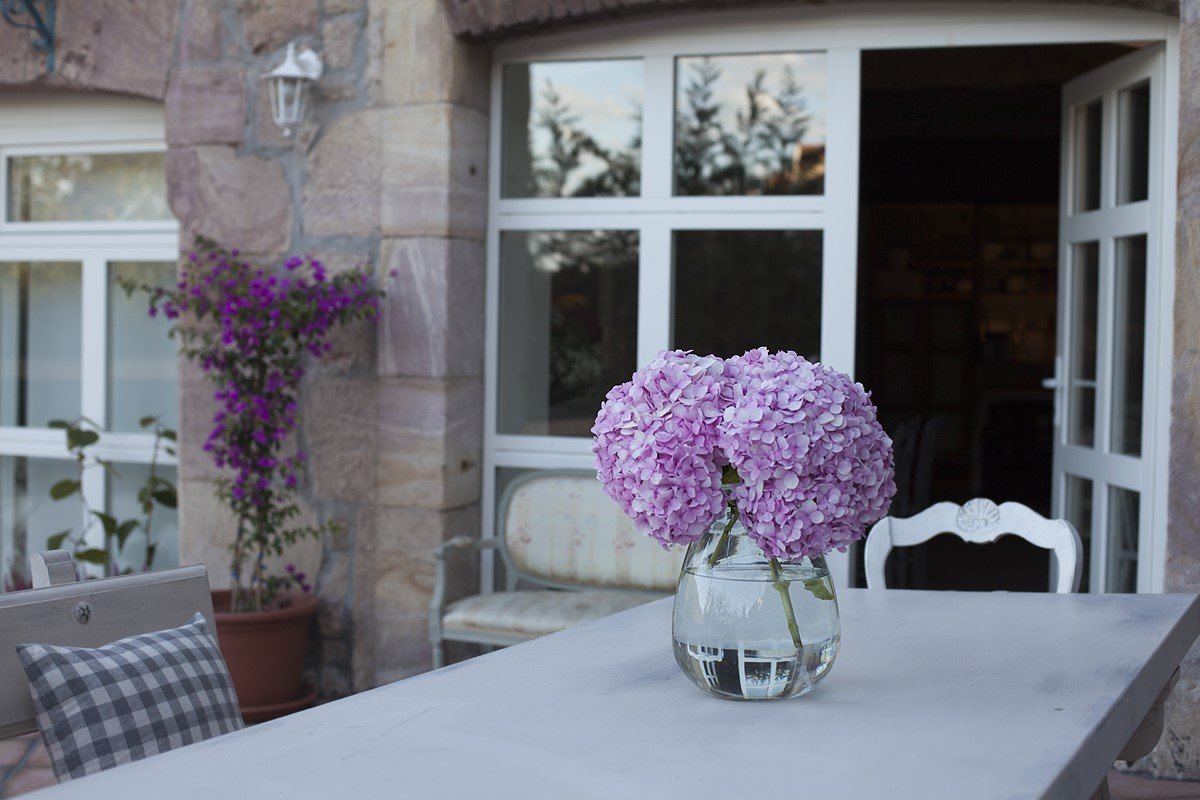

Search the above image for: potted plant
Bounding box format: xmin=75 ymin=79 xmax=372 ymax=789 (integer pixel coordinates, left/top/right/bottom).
xmin=123 ymin=239 xmax=384 ymax=721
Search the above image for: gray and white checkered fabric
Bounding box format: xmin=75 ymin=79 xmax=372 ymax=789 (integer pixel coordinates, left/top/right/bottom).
xmin=16 ymin=612 xmax=244 ymax=781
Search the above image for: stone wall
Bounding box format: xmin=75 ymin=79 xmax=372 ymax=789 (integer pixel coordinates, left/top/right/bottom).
xmin=0 ymin=0 xmax=488 ymax=694
xmin=1143 ymin=0 xmax=1200 ymax=779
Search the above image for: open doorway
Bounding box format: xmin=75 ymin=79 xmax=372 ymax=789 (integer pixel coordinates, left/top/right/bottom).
xmin=855 ymin=44 xmax=1139 ymax=591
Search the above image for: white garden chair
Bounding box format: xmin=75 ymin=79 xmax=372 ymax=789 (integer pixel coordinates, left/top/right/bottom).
xmin=864 ymin=498 xmax=1083 ymax=593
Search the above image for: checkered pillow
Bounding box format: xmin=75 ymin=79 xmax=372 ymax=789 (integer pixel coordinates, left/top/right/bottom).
xmin=16 ymin=612 xmax=244 ymax=781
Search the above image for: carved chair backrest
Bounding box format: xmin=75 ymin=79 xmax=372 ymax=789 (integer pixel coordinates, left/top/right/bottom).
xmin=498 ymin=470 xmax=684 ymax=592
xmin=864 ymin=499 xmax=1083 ymax=593
xmin=0 ymin=551 xmax=215 ymax=737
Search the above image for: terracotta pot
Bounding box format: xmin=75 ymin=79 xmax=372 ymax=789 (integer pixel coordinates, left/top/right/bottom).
xmin=211 ymin=590 xmax=318 ymax=722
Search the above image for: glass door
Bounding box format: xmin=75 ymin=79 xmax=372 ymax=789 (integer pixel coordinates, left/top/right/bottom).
xmin=1052 ymin=45 xmax=1164 ymax=593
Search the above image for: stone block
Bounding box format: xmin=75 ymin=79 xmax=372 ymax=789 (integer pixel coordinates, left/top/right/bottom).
xmin=180 ymin=0 xmax=224 ymax=62
xmin=167 ymin=146 xmax=292 ymax=256
xmin=305 ymin=377 xmax=378 ymax=504
xmin=166 ymin=66 xmax=247 ymax=146
xmin=303 ymin=110 xmax=383 ymax=236
xmin=376 ymin=0 xmax=489 ymax=111
xmin=237 ymin=0 xmax=320 ymax=54
xmin=369 ymin=503 xmax=479 ymax=684
xmin=321 ymin=13 xmax=360 ymax=71
xmin=381 ymin=104 xmax=488 ymax=240
xmin=0 ymin=0 xmax=179 ymax=98
xmin=375 ymin=377 xmax=483 ymax=510
xmin=178 ymin=478 xmax=323 ymax=590
xmin=378 ymin=237 xmax=485 ymax=379
xmin=177 ymin=358 xmax=225 ymax=482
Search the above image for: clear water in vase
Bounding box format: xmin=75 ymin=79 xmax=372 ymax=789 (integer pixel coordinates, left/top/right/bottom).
xmin=671 ymin=505 xmax=841 ymax=700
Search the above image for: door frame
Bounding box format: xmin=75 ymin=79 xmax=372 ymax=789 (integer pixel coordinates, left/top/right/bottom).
xmin=484 ymin=3 xmax=1180 ymax=592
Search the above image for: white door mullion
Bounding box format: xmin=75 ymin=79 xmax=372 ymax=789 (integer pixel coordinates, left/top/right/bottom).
xmin=1092 ymin=480 xmax=1108 ymax=593
xmin=821 ymin=47 xmax=861 ymax=379
xmin=80 ymin=255 xmax=107 ymax=430
xmin=1094 ymin=236 xmax=1115 ymax=456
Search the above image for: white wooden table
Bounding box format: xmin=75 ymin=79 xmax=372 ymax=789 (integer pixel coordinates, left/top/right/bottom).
xmin=34 ymin=590 xmax=1200 ymax=800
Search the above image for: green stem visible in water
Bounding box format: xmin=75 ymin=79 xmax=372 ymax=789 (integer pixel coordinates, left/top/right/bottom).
xmin=707 ymin=502 xmax=739 ymax=568
xmin=769 ymin=557 xmax=805 ymax=650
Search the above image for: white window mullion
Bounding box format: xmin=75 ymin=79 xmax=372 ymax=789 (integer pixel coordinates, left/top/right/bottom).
xmin=80 ymin=255 xmax=107 ymax=429
xmin=637 ymin=223 xmax=673 ymax=366
xmin=641 ymin=55 xmax=675 ymax=201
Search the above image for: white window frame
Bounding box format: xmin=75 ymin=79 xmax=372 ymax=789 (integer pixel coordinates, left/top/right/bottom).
xmin=483 ymin=4 xmax=1179 ymax=592
xmin=0 ymin=94 xmax=179 ymax=566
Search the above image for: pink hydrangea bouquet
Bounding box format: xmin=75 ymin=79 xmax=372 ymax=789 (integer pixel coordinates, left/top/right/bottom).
xmin=592 ymin=347 xmax=896 ymax=565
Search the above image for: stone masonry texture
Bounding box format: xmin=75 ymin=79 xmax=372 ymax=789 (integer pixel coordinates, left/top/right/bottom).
xmin=1 ymin=0 xmax=487 ymax=696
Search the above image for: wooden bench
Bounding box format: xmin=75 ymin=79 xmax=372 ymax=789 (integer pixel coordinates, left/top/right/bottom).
xmin=429 ymin=470 xmax=683 ymax=668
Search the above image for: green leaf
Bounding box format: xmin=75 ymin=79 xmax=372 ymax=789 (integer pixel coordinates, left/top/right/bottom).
xmin=46 ymin=531 xmax=70 ymax=551
xmin=802 ymin=578 xmax=836 ymax=602
xmin=46 ymin=419 xmax=70 ymax=430
xmin=67 ymin=428 xmax=100 ymax=450
xmin=162 ymin=430 xmax=177 ymax=442
xmin=49 ymin=479 xmax=80 ymax=500
xmin=153 ymin=488 xmax=178 ymax=508
xmin=138 ymin=415 xmax=158 ymax=429
xmin=75 ymin=548 xmax=110 ymax=566
xmin=116 ymin=520 xmax=140 ymax=550
xmin=93 ymin=512 xmax=118 ymax=539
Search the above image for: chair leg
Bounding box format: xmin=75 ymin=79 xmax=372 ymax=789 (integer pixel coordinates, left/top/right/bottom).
xmin=432 ymin=640 xmax=445 ymax=670
xmin=1090 ymin=775 xmax=1112 ymax=800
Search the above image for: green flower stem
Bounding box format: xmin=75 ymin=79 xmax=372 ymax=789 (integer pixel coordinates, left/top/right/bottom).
xmin=769 ymin=557 xmax=805 ymax=650
xmin=707 ymin=502 xmax=739 ymax=568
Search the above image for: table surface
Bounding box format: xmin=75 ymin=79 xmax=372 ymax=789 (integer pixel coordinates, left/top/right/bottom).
xmin=34 ymin=589 xmax=1200 ymax=800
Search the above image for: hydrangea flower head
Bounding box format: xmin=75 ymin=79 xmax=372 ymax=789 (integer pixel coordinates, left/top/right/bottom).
xmin=719 ymin=349 xmax=897 ymax=560
xmin=591 ymin=350 xmax=730 ymax=547
xmin=593 ymin=348 xmax=895 ymax=561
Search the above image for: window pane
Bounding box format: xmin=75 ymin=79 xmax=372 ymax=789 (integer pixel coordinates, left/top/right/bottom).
xmin=1118 ymin=82 xmax=1150 ymax=205
xmin=1068 ymin=243 xmax=1099 ymax=447
xmin=1063 ymin=474 xmax=1093 ymax=593
xmin=1073 ymin=101 xmax=1102 ymax=212
xmin=501 ymin=60 xmax=642 ymax=198
xmin=1106 ymin=485 xmax=1139 ymax=593
xmin=673 ymin=230 xmax=821 ymax=359
xmin=675 ymin=52 xmax=826 ymax=196
xmin=498 ymin=230 xmax=638 ymax=436
xmin=7 ymin=153 xmax=170 ymax=222
xmin=109 ymin=262 xmax=178 ymax=432
xmin=0 ymin=456 xmax=80 ymax=590
xmin=1111 ymin=236 xmax=1147 ymax=456
xmin=0 ymin=262 xmax=81 ymax=427
xmin=107 ymin=463 xmax=178 ymax=572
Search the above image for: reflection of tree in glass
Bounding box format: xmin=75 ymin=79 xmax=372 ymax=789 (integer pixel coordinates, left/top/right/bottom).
xmin=531 ymin=80 xmax=640 ymax=198
xmin=675 ymin=58 xmax=824 ymax=196
xmin=526 ymin=230 xmax=638 ymax=417
xmin=10 ymin=154 xmax=169 ymax=222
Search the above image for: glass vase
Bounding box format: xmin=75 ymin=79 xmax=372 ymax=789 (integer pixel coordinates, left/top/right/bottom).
xmin=672 ymin=500 xmax=841 ymax=700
